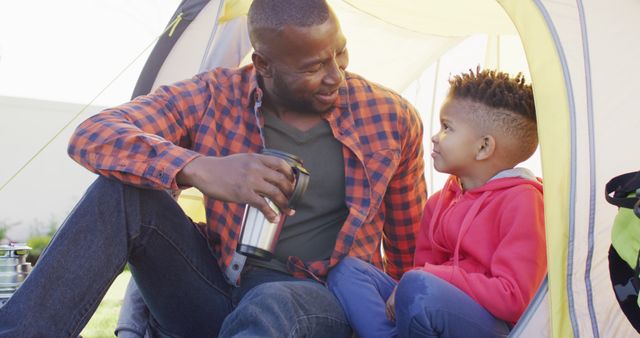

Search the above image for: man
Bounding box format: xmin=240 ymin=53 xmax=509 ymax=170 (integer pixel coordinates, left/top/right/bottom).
xmin=0 ymin=0 xmax=426 ymax=336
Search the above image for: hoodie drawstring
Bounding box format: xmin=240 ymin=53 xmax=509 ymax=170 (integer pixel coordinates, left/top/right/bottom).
xmin=452 ymin=191 xmax=491 ymax=268
xmin=428 ymin=178 xmax=454 ymax=253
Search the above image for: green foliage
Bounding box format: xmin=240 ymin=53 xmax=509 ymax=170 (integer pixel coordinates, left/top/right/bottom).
xmin=5 ymin=217 xmax=133 ymax=336
xmin=80 ymin=271 xmax=131 ymax=338
xmin=0 ymin=225 xmax=7 ymax=242
xmin=26 ymin=235 xmax=53 ymax=266
xmin=25 ymin=218 xmax=58 ymax=265
xmin=0 ymin=219 xmax=20 ymax=243
xmin=0 ymin=217 xmax=131 ymax=335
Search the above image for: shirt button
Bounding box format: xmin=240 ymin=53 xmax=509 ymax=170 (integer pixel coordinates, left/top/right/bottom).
xmin=232 ymin=264 xmax=240 ymax=271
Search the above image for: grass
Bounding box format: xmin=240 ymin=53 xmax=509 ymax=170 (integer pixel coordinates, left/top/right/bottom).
xmin=81 ymin=270 xmax=131 ymax=338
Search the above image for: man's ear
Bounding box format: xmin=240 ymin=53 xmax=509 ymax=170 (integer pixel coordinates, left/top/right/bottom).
xmin=252 ymin=52 xmax=273 ymax=78
xmin=476 ymin=135 xmax=496 ymax=160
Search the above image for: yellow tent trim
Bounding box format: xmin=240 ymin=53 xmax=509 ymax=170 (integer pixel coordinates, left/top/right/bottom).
xmin=177 ymin=188 xmax=207 ymax=223
xmin=219 ymin=0 xmax=252 ymax=23
xmin=167 ymin=12 xmax=184 ymax=37
xmin=499 ymin=0 xmax=572 ymax=337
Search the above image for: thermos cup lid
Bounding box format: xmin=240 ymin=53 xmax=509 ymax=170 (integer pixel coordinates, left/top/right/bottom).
xmin=260 ymin=148 xmax=310 ymax=208
xmin=260 ymin=148 xmax=302 ymax=164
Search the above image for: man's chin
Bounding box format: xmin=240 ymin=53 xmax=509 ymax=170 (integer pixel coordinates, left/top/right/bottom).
xmin=298 ymin=103 xmax=335 ymax=116
xmin=312 ymin=99 xmax=339 ymax=115
xmin=287 ymin=100 xmax=336 ymax=116
xmin=316 ymin=104 xmax=336 ymax=115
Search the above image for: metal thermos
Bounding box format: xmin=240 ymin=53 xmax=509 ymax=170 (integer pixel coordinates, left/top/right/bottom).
xmin=237 ymin=149 xmax=310 ymax=260
xmin=0 ymin=243 xmax=32 ymax=307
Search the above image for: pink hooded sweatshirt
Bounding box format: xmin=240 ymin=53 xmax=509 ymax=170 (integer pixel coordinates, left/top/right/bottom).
xmin=414 ymin=169 xmax=546 ymax=324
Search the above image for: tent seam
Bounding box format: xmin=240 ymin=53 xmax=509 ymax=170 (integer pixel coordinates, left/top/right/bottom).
xmin=199 ymin=0 xmax=226 ymax=73
xmin=532 ymin=0 xmax=580 ymax=337
xmin=509 ymin=277 xmax=549 ymax=336
xmin=576 ymin=0 xmax=599 ymax=336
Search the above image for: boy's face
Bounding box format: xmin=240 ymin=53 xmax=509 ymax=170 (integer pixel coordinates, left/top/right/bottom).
xmin=431 ymin=98 xmax=484 ymax=176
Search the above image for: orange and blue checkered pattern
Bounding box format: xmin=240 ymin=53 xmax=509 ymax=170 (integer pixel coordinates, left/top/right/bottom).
xmin=69 ymin=65 xmax=427 ymax=281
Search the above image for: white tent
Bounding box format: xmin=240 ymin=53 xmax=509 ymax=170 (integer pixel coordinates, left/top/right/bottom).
xmin=1 ymin=0 xmax=637 ymax=336
xmin=133 ymin=0 xmax=639 ymax=337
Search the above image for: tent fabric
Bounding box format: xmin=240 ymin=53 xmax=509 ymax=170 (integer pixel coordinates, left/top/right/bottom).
xmin=510 ymin=276 xmax=550 ymax=336
xmin=342 ymin=0 xmax=518 ymax=36
xmin=149 ymin=0 xmax=252 ymax=91
xmin=498 ymin=1 xmax=573 ymax=336
xmin=132 ymin=0 xmax=213 ymax=97
xmin=504 ymin=1 xmax=640 ymax=336
xmin=134 ymin=0 xmax=640 ymax=337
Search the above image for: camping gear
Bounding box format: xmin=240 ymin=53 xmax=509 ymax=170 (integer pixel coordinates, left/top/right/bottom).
xmin=0 ymin=243 xmax=32 ymax=307
xmin=605 ymin=171 xmax=640 ymax=332
xmin=605 ymin=171 xmax=640 ymax=271
xmin=237 ymin=149 xmax=310 ymax=260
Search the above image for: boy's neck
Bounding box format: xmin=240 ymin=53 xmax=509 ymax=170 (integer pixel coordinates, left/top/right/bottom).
xmin=458 ymin=175 xmax=491 ymax=191
xmin=458 ymin=165 xmax=515 ymax=191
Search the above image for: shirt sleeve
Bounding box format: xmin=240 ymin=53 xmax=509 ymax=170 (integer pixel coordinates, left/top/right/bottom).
xmin=419 ymin=186 xmax=546 ymax=323
xmin=381 ymin=102 xmax=427 ymax=280
xmin=67 ymin=74 xmax=213 ymax=190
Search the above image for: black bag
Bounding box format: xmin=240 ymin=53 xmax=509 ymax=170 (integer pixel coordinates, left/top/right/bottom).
xmin=605 ymin=170 xmax=640 ymax=332
xmin=605 ymin=170 xmax=640 ymax=216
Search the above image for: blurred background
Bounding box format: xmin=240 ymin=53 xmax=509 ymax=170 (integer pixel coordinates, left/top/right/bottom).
xmin=0 ymin=0 xmax=181 ymax=241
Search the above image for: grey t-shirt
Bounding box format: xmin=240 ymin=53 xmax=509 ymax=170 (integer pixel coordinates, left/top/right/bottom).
xmin=247 ymin=112 xmax=348 ymax=273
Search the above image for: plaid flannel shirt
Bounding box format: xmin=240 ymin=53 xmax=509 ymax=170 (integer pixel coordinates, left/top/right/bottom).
xmin=69 ymin=65 xmax=427 ymax=285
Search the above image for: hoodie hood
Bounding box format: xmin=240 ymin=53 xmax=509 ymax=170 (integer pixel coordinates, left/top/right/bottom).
xmin=428 ymin=168 xmax=543 ymax=269
xmin=447 ymin=167 xmax=542 ymax=196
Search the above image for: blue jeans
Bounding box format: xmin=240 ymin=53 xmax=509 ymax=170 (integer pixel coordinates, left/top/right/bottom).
xmin=0 ymin=177 xmax=350 ymax=337
xmin=115 ymin=279 xmax=152 ymax=338
xmin=327 ymin=257 xmax=510 ymax=338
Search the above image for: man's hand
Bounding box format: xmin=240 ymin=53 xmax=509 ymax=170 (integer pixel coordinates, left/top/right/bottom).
xmin=177 ymin=154 xmax=295 ymax=222
xmin=386 ymin=286 xmax=397 ymax=322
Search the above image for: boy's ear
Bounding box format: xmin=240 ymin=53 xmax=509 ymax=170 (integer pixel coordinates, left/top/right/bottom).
xmin=252 ymin=52 xmax=273 ymax=78
xmin=476 ymin=135 xmax=495 ymax=160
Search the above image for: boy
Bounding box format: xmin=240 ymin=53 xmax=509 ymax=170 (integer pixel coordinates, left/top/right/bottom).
xmin=327 ymin=68 xmax=546 ymax=338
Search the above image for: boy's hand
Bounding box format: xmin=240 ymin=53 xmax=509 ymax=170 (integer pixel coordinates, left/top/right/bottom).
xmin=386 ymin=286 xmax=397 ymax=321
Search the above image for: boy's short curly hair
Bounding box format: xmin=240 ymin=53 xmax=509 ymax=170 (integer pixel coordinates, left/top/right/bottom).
xmin=448 ymin=67 xmax=538 ymax=164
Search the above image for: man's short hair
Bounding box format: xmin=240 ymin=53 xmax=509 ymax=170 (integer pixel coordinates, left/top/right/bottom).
xmin=448 ymin=67 xmax=538 ymax=163
xmin=248 ymin=0 xmax=331 ymax=46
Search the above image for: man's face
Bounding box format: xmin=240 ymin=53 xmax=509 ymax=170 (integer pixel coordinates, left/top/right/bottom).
xmin=430 ymin=98 xmax=484 ymax=176
xmin=259 ymin=12 xmax=349 ymax=115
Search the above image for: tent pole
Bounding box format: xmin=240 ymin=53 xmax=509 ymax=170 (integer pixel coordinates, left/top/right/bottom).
xmin=428 ymin=58 xmax=441 ymax=193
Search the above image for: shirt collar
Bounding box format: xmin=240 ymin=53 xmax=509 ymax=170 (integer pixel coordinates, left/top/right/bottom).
xmin=323 ymin=75 xmax=353 ymax=135
xmin=245 ymin=64 xmax=262 ymax=108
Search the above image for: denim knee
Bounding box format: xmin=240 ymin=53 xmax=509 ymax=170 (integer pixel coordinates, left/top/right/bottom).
xmin=395 ymin=270 xmax=441 ymax=309
xmin=222 ymin=281 xmax=350 ymax=337
xmin=395 ymin=271 xmax=511 ymax=338
xmin=91 ymin=176 xmax=171 ymax=205
xmin=327 ymin=256 xmax=369 ymax=287
xmin=395 ymin=270 xmax=438 ymax=331
xmin=247 ymin=281 xmax=298 ymax=309
xmin=92 ymin=175 xmax=127 ymax=194
xmin=247 ymin=281 xmax=344 ymax=318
